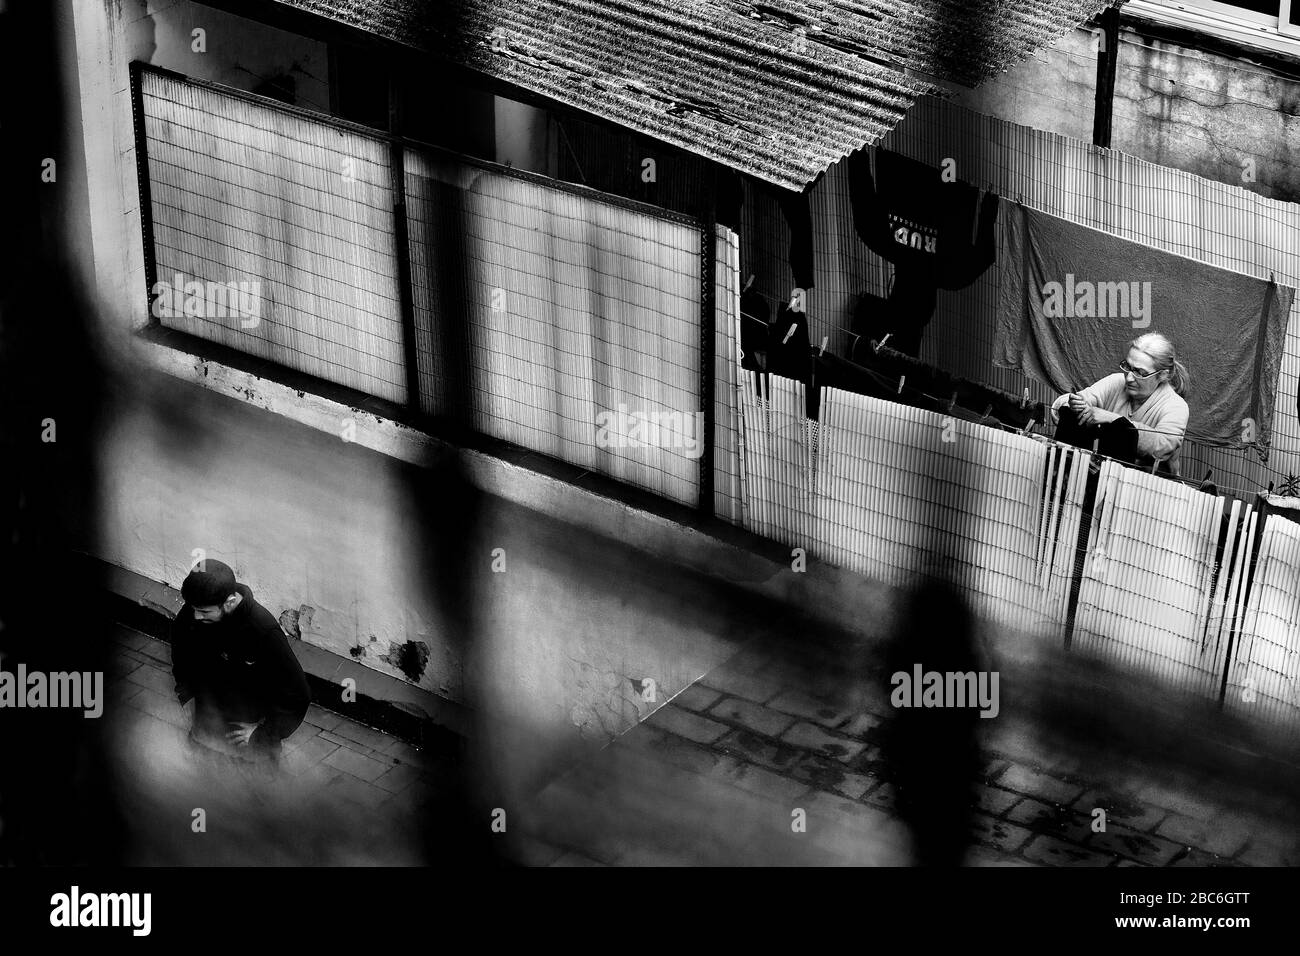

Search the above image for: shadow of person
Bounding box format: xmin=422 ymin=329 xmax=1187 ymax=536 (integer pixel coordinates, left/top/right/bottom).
xmin=880 ymin=572 xmax=986 ymax=866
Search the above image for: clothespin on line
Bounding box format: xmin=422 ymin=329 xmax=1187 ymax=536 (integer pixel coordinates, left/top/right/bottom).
xmin=1020 ymin=387 xmax=1030 ymax=410
xmin=819 ymin=336 xmax=828 ymax=356
xmin=897 ymin=374 xmax=906 ymax=395
xmin=875 ymin=333 xmax=891 ymax=354
xmin=948 ymin=391 xmax=958 ymax=413
xmin=743 ymin=274 xmax=755 ymax=292
xmin=783 ymin=323 xmax=798 ymax=344
xmin=982 ymin=404 xmax=993 ymax=420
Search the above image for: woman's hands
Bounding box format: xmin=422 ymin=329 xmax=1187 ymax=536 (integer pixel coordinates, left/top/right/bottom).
xmin=1067 ymin=392 xmax=1117 ymax=426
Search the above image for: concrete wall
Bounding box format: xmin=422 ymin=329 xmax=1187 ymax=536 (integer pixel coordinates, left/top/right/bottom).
xmin=124 ymin=0 xmax=330 ymax=109
xmin=949 ymin=22 xmax=1300 ymax=203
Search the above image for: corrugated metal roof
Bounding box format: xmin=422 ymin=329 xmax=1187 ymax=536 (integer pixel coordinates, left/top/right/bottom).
xmin=270 ymin=0 xmax=1126 ymax=189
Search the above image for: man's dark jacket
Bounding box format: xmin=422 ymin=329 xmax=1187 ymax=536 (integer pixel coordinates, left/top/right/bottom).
xmin=171 ymin=583 xmax=310 ymax=750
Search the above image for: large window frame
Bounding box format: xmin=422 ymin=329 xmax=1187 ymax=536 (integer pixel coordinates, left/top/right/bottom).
xmin=1132 ymin=0 xmax=1300 ymax=41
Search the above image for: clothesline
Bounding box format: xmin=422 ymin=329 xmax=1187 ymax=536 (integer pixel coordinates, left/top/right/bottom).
xmin=738 ymin=362 xmax=1278 ymax=503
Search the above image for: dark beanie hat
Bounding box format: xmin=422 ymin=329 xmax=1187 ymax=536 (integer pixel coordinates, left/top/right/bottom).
xmin=181 ymin=559 xmax=238 ymax=607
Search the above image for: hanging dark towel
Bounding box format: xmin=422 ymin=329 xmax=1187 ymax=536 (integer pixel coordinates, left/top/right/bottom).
xmin=809 ymin=347 xmax=897 ymax=419
xmin=766 ymin=302 xmax=811 ymax=383
xmin=740 ymin=288 xmax=771 ymax=374
xmin=1054 ymin=405 xmax=1140 ymax=465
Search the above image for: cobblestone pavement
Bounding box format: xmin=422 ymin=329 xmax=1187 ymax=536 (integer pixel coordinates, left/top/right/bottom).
xmin=105 ymin=616 xmax=1300 ymax=868
xmin=513 ymin=633 xmax=1300 ymax=867
xmin=106 ymin=622 xmax=445 ymax=865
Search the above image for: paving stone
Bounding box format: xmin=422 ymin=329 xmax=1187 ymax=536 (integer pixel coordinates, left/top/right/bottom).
xmin=107 ymin=657 xmax=141 ymax=679
xmin=1085 ymin=822 xmax=1185 ymax=866
xmin=1134 ymin=782 xmax=1222 ymax=822
xmin=124 ymin=662 xmax=178 ymax=697
xmin=696 ymin=655 xmax=785 ymax=704
xmin=1071 ymin=789 xmax=1167 ymax=833
xmin=328 ymin=719 xmax=397 ymax=753
xmin=550 ymin=851 xmax=605 ymax=867
xmin=323 ymin=772 xmax=390 ymax=809
xmin=622 ymin=725 xmax=730 ymax=775
xmin=114 ymin=629 xmax=152 ymax=651
xmin=980 ymin=757 xmax=1011 ymax=783
xmin=136 ymin=638 xmax=172 ymax=666
xmin=382 ymin=780 xmax=439 ymax=816
xmin=708 ymin=754 xmax=810 ymax=803
xmin=788 ymin=753 xmax=873 ymax=799
xmin=303 ymin=704 xmax=347 ymax=733
xmin=285 ymin=733 xmax=340 ymax=768
xmin=799 ymin=790 xmax=895 ymax=835
xmin=376 ymin=737 xmax=441 ymax=771
xmin=986 ymin=725 xmax=1043 ymax=768
xmin=965 ymin=843 xmax=1035 ymax=867
xmin=1169 ymin=848 xmax=1240 ymax=867
xmin=645 ymin=704 xmax=730 ymax=745
xmin=1155 ymin=812 xmax=1252 ymax=859
xmin=106 ymin=678 xmax=143 ymax=706
xmin=996 ymin=763 xmax=1084 ymax=806
xmin=768 ymin=690 xmax=855 ymax=728
xmin=779 ymin=722 xmax=866 ymax=763
xmin=863 ymin=781 xmax=898 ymax=814
xmin=285 ymin=722 xmax=321 ymax=749
xmin=1235 ymin=834 xmax=1300 ymax=868
xmin=839 ymin=712 xmax=883 ymax=740
xmin=323 ymin=745 xmax=391 ymax=783
xmin=372 ymin=762 xmax=428 ymax=794
xmin=844 ymin=745 xmax=888 ymax=776
xmin=708 ymin=697 xmax=796 ymax=737
xmin=969 ymin=813 xmax=1035 ymax=855
xmin=672 ymin=683 xmax=723 ymax=713
xmin=128 ymin=687 xmax=188 ymax=729
xmin=1022 ymin=834 xmax=1115 ymax=867
xmin=975 ymin=786 xmax=1021 ymax=817
xmin=716 ymin=729 xmax=802 ymax=775
xmin=1006 ymin=798 xmax=1091 ymax=841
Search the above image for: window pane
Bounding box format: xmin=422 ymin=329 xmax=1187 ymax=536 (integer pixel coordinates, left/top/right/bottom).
xmin=1221 ymin=0 xmax=1281 ymax=14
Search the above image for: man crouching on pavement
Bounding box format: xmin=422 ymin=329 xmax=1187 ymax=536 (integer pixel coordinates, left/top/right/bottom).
xmin=172 ymin=559 xmax=310 ymax=766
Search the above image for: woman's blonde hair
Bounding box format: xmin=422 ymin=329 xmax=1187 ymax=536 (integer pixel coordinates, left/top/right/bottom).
xmin=1131 ymin=332 xmax=1189 ymax=397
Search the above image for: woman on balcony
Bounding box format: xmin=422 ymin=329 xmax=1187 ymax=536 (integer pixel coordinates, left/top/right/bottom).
xmin=1049 ymin=332 xmax=1191 ymax=476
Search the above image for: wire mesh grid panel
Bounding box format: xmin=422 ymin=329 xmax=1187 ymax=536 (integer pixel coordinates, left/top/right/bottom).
xmin=1225 ymin=516 xmax=1300 ymax=733
xmin=1070 ymin=460 xmax=1229 ymax=697
xmin=714 ymin=225 xmax=744 ymax=524
xmin=734 ymin=372 xmax=1050 ymax=632
xmin=1034 ymin=443 xmax=1094 ymax=639
xmin=810 ymin=388 xmax=1048 ymax=632
xmin=735 ymin=374 xmax=815 ymax=547
xmin=404 ymin=147 xmax=704 ymax=506
xmin=138 ymin=70 xmax=408 ymax=403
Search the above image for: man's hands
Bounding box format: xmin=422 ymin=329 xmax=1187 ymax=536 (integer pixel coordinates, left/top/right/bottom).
xmin=226 ymin=721 xmax=261 ymax=747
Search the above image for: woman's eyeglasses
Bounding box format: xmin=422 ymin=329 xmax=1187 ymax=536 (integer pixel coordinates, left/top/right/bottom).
xmin=1119 ymin=361 xmax=1158 ymax=379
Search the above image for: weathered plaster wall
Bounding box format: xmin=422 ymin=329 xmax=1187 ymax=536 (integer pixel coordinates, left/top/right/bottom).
xmin=126 ymin=0 xmax=330 ymax=109
xmin=947 ymin=23 xmax=1300 ymax=202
